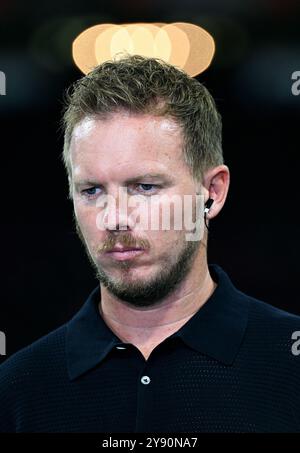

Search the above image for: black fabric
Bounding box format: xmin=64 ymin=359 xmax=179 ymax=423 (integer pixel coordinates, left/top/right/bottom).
xmin=1 ymin=264 xmax=300 ymax=432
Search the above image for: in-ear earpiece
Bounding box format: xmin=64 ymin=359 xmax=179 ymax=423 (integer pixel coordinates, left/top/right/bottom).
xmin=204 ymin=198 xmax=214 ymax=232
xmin=204 ymin=198 xmax=214 ymax=214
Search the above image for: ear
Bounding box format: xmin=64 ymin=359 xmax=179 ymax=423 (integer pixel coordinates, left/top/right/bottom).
xmin=202 ymin=165 xmax=230 ymax=219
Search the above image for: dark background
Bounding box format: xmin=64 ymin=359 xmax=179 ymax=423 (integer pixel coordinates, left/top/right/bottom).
xmin=0 ymin=0 xmax=299 ymax=361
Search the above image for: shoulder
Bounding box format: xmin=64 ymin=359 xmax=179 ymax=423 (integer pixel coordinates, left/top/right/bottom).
xmin=0 ymin=323 xmax=68 ymax=432
xmin=245 ymin=292 xmax=300 ymax=332
xmin=0 ymin=323 xmax=67 ymax=380
xmin=0 ymin=323 xmax=68 ymax=384
xmin=241 ymin=291 xmax=300 ymax=370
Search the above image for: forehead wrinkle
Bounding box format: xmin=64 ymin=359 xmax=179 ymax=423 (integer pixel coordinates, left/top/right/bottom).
xmin=70 ymin=114 xmax=185 ymax=178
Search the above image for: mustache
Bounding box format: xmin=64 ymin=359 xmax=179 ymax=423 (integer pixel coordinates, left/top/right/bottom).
xmin=72 ymin=214 xmax=150 ymax=253
xmin=98 ymin=233 xmax=150 ymax=253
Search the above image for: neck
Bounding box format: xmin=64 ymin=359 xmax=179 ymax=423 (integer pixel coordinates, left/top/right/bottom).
xmin=98 ymin=261 xmax=217 ymax=332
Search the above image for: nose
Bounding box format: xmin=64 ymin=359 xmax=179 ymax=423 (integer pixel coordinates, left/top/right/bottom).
xmin=101 ymin=188 xmax=135 ymax=232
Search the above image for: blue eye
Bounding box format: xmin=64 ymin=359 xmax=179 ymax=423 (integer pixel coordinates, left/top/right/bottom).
xmin=81 ymin=184 xmax=159 ymax=200
xmin=82 ymin=187 xmax=101 ymax=198
xmin=137 ymin=184 xmax=158 ymax=193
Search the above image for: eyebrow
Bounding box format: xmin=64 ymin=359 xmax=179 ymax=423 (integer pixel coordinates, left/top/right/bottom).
xmin=74 ymin=173 xmax=175 ymax=188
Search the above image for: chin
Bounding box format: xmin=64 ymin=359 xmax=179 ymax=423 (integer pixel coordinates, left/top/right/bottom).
xmin=104 ymin=262 xmax=159 ymax=282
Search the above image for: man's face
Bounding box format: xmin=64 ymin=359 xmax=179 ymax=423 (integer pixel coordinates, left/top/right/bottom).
xmin=69 ymin=112 xmax=205 ymax=308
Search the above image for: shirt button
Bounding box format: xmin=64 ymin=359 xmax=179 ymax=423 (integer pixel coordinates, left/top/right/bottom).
xmin=141 ymin=375 xmax=151 ymax=385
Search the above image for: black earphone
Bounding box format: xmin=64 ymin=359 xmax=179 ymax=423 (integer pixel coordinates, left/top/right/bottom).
xmin=204 ymin=198 xmax=214 ymax=231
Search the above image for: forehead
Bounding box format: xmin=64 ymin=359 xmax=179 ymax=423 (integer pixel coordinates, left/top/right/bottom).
xmin=69 ymin=113 xmax=185 ymax=179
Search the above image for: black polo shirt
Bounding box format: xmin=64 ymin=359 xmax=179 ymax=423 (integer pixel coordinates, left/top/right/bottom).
xmin=1 ymin=264 xmax=300 ymax=432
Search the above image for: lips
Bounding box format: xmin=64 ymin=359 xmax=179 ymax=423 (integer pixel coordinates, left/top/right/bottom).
xmin=104 ymin=247 xmax=146 ymax=261
xmin=107 ymin=247 xmax=142 ymax=253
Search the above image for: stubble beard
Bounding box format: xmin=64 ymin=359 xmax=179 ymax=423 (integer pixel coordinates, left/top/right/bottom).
xmin=73 ymin=214 xmax=203 ymax=308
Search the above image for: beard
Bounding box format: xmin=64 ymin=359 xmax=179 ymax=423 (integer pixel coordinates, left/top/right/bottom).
xmin=73 ymin=212 xmax=203 ymax=308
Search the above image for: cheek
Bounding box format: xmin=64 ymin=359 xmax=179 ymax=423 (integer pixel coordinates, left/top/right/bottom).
xmin=132 ymin=198 xmax=185 ymax=236
xmin=74 ymin=204 xmax=101 ymax=238
xmin=154 ymin=199 xmax=185 ymax=232
xmin=144 ymin=200 xmax=185 ymax=249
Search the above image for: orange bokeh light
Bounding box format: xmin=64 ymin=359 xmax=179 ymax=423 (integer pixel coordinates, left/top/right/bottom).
xmin=72 ymin=22 xmax=215 ymax=77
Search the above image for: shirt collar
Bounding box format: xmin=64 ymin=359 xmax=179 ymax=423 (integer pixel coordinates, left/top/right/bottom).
xmin=66 ymin=264 xmax=250 ymax=380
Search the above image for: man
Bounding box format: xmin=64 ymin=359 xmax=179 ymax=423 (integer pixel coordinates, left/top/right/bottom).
xmin=0 ymin=55 xmax=300 ymax=433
